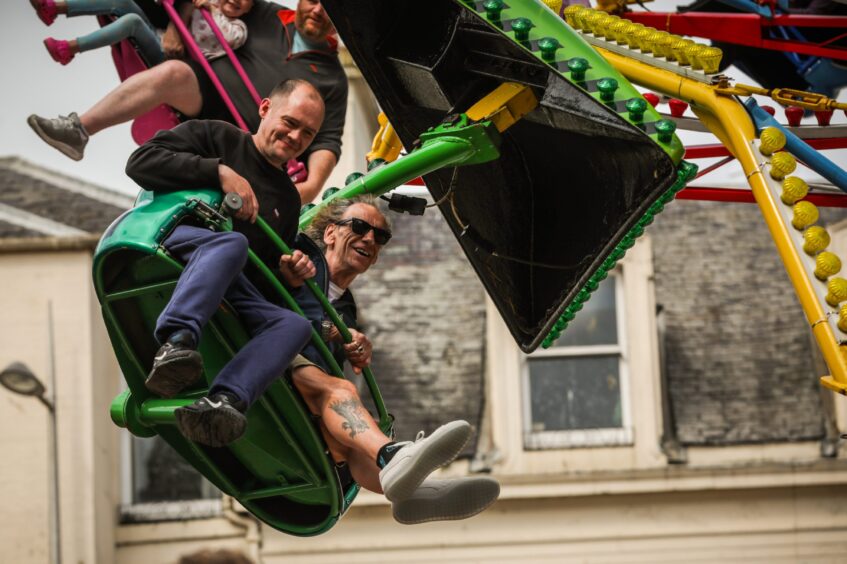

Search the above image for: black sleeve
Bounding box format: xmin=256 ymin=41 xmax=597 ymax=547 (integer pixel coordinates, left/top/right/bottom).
xmin=306 ymin=75 xmax=348 ymax=161
xmin=125 ymin=120 xmax=224 ymax=193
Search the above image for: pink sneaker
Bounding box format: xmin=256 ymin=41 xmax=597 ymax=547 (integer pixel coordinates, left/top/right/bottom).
xmin=44 ymin=38 xmax=75 ymax=65
xmin=31 ymin=0 xmax=58 ymax=26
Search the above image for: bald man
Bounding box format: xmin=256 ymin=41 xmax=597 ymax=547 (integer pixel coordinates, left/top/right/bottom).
xmin=125 ymin=78 xmax=323 ymax=447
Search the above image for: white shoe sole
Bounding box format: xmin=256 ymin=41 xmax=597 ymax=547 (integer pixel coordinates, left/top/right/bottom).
xmin=392 ymin=477 xmax=500 ymax=525
xmin=380 ymin=420 xmax=472 ymax=502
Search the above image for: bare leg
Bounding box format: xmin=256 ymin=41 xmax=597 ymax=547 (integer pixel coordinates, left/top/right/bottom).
xmin=292 ymin=365 xmax=390 ymax=493
xmin=80 ymin=60 xmax=202 ymax=135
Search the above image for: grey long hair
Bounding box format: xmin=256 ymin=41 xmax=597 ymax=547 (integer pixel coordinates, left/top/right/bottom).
xmin=304 ymin=194 xmax=392 ymax=251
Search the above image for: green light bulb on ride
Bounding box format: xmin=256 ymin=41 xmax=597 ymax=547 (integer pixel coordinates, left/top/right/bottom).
xmin=483 ymin=0 xmax=504 ymax=22
xmin=625 ymin=97 xmax=647 ymax=122
xmin=345 ymin=172 xmax=364 ymax=185
xmin=597 ymin=77 xmax=618 ymax=102
xmin=655 ymin=119 xmax=676 ymax=143
xmin=538 ymin=37 xmax=561 ymax=61
xmin=567 ymin=57 xmax=589 ymax=81
xmin=512 ymin=17 xmax=534 ymax=42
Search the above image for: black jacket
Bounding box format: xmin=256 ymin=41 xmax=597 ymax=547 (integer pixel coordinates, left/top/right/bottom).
xmin=293 ymin=234 xmax=358 ymax=373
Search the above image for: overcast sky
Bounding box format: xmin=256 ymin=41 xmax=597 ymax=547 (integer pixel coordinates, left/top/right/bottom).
xmin=1 ymin=0 xmax=844 ymax=197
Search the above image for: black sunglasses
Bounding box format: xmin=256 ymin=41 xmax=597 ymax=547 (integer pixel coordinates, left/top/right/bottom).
xmin=334 ymin=217 xmax=392 ymax=245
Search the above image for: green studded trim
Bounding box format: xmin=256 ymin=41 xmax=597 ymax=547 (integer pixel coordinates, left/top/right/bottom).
xmin=541 ymin=160 xmax=698 ymax=348
xmin=459 ymin=0 xmax=684 ymax=164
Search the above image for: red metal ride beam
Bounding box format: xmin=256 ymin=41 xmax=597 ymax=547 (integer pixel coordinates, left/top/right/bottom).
xmin=624 ymin=13 xmax=847 ymax=60
xmin=677 ymin=187 xmax=847 ymax=207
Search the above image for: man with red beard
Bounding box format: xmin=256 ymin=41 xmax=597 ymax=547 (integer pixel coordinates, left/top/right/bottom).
xmin=29 ymin=0 xmax=346 ymax=203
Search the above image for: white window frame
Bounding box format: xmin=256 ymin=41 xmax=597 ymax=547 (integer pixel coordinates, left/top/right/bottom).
xmin=520 ymin=271 xmax=633 ymax=449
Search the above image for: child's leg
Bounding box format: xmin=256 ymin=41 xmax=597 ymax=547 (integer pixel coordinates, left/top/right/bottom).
xmin=64 ymin=0 xmax=145 ymax=18
xmin=75 ymin=13 xmax=164 ymax=64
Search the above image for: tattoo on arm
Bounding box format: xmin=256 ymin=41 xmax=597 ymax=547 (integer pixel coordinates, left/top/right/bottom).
xmin=330 ymin=398 xmax=371 ymax=439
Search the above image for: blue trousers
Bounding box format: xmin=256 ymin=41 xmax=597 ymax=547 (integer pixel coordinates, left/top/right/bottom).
xmin=67 ymin=0 xmax=164 ymax=65
xmin=156 ymin=225 xmax=312 ymax=408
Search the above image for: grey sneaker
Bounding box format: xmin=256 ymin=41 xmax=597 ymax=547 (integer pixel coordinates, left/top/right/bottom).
xmin=27 ymin=112 xmax=89 ymax=161
xmin=379 ymin=420 xmax=472 ymax=502
xmin=392 ymin=477 xmax=500 ymax=525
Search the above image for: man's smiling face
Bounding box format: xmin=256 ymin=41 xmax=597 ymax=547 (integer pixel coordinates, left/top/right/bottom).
xmin=324 ymin=204 xmax=389 ymax=281
xmin=254 ymin=84 xmax=324 ymax=168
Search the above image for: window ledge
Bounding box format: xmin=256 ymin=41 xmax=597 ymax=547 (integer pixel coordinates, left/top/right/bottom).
xmin=494 ymin=456 xmax=847 ymax=501
xmin=119 ymin=499 xmax=222 ymax=524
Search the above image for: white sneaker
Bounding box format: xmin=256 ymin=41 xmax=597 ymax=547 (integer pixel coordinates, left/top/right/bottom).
xmin=392 ymin=477 xmax=500 ymax=525
xmin=379 ymin=420 xmax=472 ymax=502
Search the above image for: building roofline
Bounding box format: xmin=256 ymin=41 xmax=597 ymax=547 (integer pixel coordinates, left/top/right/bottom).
xmin=0 ymin=156 xmax=135 ymax=209
xmin=0 ymin=202 xmax=90 ymax=237
xmin=0 ymin=235 xmax=100 ymax=253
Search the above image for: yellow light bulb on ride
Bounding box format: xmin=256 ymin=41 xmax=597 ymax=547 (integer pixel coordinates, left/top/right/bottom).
xmin=792 ymin=200 xmax=819 ymax=230
xmin=770 ymin=151 xmax=797 ymax=180
xmin=593 ymin=13 xmax=614 ymax=38
xmin=624 ymin=22 xmax=645 ymax=47
xmin=582 ymin=11 xmax=604 ymax=34
xmin=838 ymin=304 xmax=847 ymax=333
xmin=780 ymin=176 xmax=809 ymax=205
xmin=633 ymin=28 xmax=653 ymax=52
xmin=697 ymin=46 xmax=723 ymax=74
xmin=618 ymin=21 xmax=639 ymax=47
xmin=652 ymin=32 xmax=673 ymax=58
xmin=541 ymin=0 xmax=563 ymax=16
xmin=671 ymin=39 xmax=693 ymax=65
xmin=608 ymin=20 xmax=629 ymax=43
xmin=686 ymin=44 xmax=706 ymax=70
xmin=644 ymin=31 xmax=666 ymax=55
xmin=816 ymin=252 xmax=842 ymax=281
xmin=563 ymin=4 xmax=585 ymax=27
xmin=759 ymin=126 xmax=787 ymax=156
xmin=803 ymin=225 xmax=831 ymax=256
xmin=573 ymin=6 xmax=592 ymax=30
xmin=826 ymin=276 xmax=847 ymax=306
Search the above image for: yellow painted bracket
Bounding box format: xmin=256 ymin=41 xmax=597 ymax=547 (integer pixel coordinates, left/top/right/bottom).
xmin=465 ymin=82 xmax=538 ymax=133
xmin=367 ymin=82 xmax=537 ymax=166
xmin=596 ymin=47 xmax=847 ymax=396
xmin=366 ymin=112 xmax=404 ymax=164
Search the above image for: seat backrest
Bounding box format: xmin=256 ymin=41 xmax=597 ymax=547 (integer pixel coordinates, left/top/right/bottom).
xmin=97 ymin=15 xmax=182 ymax=145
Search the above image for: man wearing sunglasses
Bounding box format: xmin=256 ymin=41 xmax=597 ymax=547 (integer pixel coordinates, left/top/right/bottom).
xmin=283 ymin=195 xmax=500 ymax=525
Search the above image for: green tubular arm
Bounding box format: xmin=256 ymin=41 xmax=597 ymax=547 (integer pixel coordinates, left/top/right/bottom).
xmin=299 ymin=119 xmax=500 ymax=230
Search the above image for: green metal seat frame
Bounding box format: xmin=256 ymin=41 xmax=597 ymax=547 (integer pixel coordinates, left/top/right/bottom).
xmin=96 ymin=0 xmax=703 ymax=536
xmin=96 ymin=189 xmax=392 ymax=536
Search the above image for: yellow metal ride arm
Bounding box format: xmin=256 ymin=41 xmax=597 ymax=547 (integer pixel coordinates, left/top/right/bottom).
xmin=366 ymin=82 xmax=538 ymax=166
xmin=566 ymin=6 xmax=847 ymax=395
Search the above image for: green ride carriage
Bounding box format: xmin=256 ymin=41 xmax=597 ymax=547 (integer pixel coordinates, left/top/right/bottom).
xmin=95 ymin=0 xmax=695 ymax=536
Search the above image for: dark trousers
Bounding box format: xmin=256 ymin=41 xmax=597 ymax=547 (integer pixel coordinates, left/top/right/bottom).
xmin=156 ymin=225 xmax=311 ymax=407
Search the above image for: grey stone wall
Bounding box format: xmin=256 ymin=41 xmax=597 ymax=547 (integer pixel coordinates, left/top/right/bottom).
xmin=649 ymin=199 xmax=830 ymax=444
xmin=351 ymin=205 xmax=487 ymax=448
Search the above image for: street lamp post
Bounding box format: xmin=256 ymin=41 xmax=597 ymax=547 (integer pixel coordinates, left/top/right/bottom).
xmin=0 ymin=360 xmax=61 ymax=564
